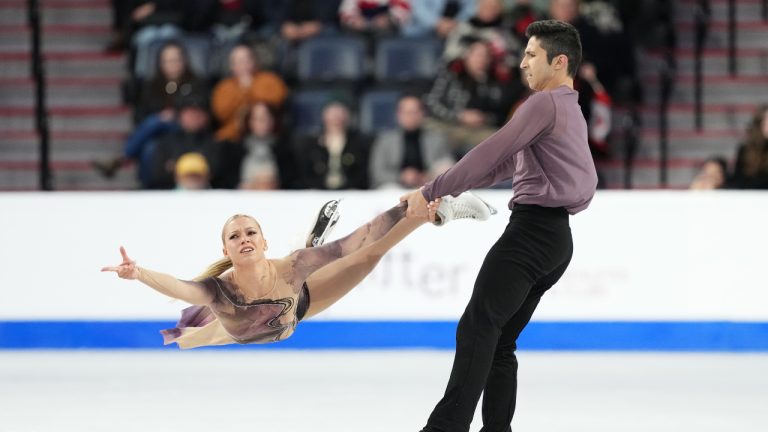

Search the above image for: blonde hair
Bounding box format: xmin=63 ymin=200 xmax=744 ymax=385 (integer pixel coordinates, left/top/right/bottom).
xmin=194 ymin=214 xmax=261 ymax=281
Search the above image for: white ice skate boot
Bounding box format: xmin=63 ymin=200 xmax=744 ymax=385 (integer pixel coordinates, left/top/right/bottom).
xmin=433 ymin=192 xmax=497 ymax=226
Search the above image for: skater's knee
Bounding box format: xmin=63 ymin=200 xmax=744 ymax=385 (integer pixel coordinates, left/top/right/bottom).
xmin=494 ymin=341 xmax=518 ymax=359
xmin=465 ymin=298 xmax=512 ymax=330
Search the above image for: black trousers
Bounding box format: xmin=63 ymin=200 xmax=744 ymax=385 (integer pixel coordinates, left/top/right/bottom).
xmin=423 ymin=204 xmax=574 ymax=432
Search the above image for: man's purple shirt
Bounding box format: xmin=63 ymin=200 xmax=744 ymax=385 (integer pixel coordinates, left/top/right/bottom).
xmin=422 ymin=85 xmax=598 ymax=214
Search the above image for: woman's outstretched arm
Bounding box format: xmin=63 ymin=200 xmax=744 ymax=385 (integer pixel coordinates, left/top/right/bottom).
xmin=288 ymin=203 xmax=410 ymax=281
xmin=102 ymin=246 xmax=214 ymax=305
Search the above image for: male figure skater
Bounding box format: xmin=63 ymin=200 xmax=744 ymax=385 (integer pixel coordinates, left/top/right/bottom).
xmin=401 ymin=20 xmax=598 ymax=432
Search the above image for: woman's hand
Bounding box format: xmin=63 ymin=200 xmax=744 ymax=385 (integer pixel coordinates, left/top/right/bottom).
xmin=101 ymin=246 xmax=140 ymax=280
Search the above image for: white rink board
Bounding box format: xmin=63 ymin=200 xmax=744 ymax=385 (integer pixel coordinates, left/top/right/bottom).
xmin=0 ymin=190 xmax=766 ymax=321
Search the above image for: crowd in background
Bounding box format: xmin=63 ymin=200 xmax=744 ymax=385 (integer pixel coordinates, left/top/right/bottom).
xmin=690 ymin=106 xmax=768 ymax=190
xmin=91 ymin=0 xmax=768 ymax=192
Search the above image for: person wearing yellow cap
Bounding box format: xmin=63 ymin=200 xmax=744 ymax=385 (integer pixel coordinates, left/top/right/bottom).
xmin=174 ymin=152 xmax=211 ymax=190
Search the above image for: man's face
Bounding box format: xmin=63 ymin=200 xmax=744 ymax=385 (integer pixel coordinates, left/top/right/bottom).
xmin=520 ymin=37 xmax=557 ymax=91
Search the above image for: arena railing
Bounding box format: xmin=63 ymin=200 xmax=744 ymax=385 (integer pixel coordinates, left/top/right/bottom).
xmin=28 ymin=0 xmax=52 ymax=191
xmin=653 ymin=0 xmax=678 ymax=188
xmin=763 ymin=0 xmax=767 ymax=21
xmin=693 ymin=0 xmax=710 ymax=133
xmin=727 ymin=0 xmax=736 ymax=76
xmin=659 ymin=63 xmax=673 ymax=188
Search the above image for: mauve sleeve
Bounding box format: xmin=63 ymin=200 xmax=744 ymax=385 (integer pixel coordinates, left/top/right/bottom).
xmin=421 ymin=91 xmax=556 ymax=201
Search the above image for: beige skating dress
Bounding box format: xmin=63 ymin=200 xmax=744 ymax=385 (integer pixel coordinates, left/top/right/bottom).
xmin=160 ymin=277 xmax=310 ymax=349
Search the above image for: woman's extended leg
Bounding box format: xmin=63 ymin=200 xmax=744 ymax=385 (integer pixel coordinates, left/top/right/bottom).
xmin=302 ymin=191 xmax=495 ymax=318
xmin=303 ymin=215 xmax=425 ymax=318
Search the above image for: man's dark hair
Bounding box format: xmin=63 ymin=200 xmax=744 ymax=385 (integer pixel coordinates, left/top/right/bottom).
xmin=525 ymin=20 xmax=582 ymax=77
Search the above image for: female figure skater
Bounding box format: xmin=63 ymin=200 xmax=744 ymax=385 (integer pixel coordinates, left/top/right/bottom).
xmin=101 ymin=194 xmax=495 ymax=348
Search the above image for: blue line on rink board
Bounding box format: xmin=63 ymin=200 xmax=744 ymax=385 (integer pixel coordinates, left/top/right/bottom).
xmin=1 ymin=321 xmax=767 ymax=351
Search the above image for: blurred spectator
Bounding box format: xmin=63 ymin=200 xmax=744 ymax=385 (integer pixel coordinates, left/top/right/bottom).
xmin=278 ymin=0 xmax=340 ymax=42
xmin=425 ymin=39 xmax=523 ymax=153
xmin=238 ymin=102 xmax=293 ymax=190
xmin=149 ymin=95 xmax=222 ymax=189
xmin=505 ymin=0 xmax=538 ymax=43
xmin=128 ymin=1 xmax=185 ymax=49
xmin=401 ymin=0 xmax=475 ymax=38
xmin=211 ymin=44 xmax=289 ymax=143
xmin=293 ymin=101 xmax=372 ymax=190
xmin=185 ymin=0 xmax=282 ymax=43
xmin=174 ymin=152 xmax=212 ymax=190
xmin=442 ymin=0 xmax=521 ymax=78
xmin=543 ymin=0 xmax=635 ymax=156
xmin=240 ymin=160 xmax=280 ymax=190
xmin=690 ymin=157 xmax=729 ymax=190
xmin=92 ymin=108 xmax=179 ymax=187
xmin=578 ymin=62 xmax=612 ymax=158
xmin=339 ymin=0 xmax=411 ymax=35
xmin=134 ymin=41 xmax=208 ymax=123
xmin=106 ymin=0 xmax=131 ymax=52
xmin=731 ymin=106 xmax=768 ymax=189
xmin=275 ymin=0 xmax=343 ymax=77
xmin=370 ymin=95 xmax=454 ymax=188
xmin=548 ymin=0 xmax=637 ymax=100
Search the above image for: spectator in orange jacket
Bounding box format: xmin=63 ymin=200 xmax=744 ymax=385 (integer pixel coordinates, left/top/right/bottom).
xmin=211 ymin=43 xmax=288 ymax=143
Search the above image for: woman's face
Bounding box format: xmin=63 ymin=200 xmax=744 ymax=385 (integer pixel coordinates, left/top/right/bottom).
xmin=465 ymin=42 xmax=491 ymax=77
xmin=221 ymin=216 xmax=267 ymax=264
xmin=249 ymin=104 xmax=275 ymax=137
xmin=229 ymin=46 xmax=256 ymax=78
xmin=160 ymin=45 xmax=185 ymax=80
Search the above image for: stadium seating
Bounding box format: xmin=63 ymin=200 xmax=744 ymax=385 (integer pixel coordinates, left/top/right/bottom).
xmin=359 ymin=89 xmax=401 ymax=134
xmin=296 ymin=36 xmax=366 ymax=83
xmin=373 ymin=36 xmax=442 ymax=84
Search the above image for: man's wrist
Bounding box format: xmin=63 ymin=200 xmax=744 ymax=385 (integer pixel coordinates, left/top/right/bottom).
xmin=420 ymin=186 xmax=431 ymax=202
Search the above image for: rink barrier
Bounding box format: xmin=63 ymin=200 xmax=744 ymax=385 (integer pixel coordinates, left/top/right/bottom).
xmin=1 ymin=320 xmax=767 ymax=351
xmin=3 ymin=191 xmax=768 ymax=352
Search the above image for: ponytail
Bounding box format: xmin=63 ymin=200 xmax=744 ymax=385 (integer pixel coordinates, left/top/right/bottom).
xmin=194 ymin=257 xmax=233 ymax=281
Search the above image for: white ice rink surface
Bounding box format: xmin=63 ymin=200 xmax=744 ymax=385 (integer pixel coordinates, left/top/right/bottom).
xmin=1 ymin=351 xmax=766 ymax=432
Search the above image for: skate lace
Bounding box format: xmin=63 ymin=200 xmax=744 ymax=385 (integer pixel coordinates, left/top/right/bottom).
xmin=450 ymin=201 xmax=480 ymax=219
